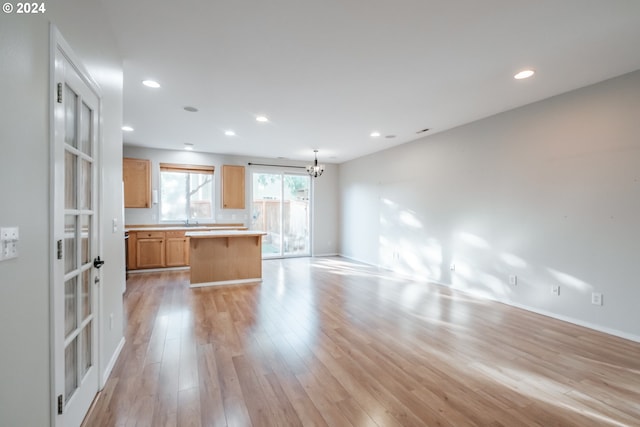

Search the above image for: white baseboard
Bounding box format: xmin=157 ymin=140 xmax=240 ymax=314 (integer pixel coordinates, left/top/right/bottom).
xmin=127 ymin=266 xmax=189 ymax=274
xmin=337 ymin=253 xmax=378 ymax=267
xmin=190 ymin=278 xmax=262 ymax=288
xmin=503 ymin=300 xmax=640 ymax=343
xmin=312 ymin=253 xmax=339 ymax=257
xmin=101 ymin=337 xmax=125 ymax=387
xmin=337 ymin=253 xmax=640 ymax=344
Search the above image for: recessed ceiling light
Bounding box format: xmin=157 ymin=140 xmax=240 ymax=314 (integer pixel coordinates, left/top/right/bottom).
xmin=142 ymin=80 xmax=161 ymax=88
xmin=514 ymin=69 xmax=535 ymax=80
xmin=184 ymin=106 xmax=198 ymax=112
xmin=224 ymin=130 xmax=236 ymax=136
xmin=370 ymin=131 xmax=381 ymax=137
xmin=256 ymin=115 xmax=269 ymax=123
xmin=122 ymin=126 xmax=134 ymax=132
xmin=184 ymin=143 xmax=194 ymax=151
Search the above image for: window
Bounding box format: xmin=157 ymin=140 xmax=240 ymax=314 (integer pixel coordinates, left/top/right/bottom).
xmin=159 ymin=163 xmax=214 ymax=221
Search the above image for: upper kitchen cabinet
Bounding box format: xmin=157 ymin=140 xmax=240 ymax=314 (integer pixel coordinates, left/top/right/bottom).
xmin=123 ymin=157 xmax=151 ymax=208
xmin=221 ymin=165 xmax=245 ymax=209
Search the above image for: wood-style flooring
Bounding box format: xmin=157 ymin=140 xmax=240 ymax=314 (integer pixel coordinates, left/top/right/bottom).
xmin=83 ymin=257 xmax=640 ymax=426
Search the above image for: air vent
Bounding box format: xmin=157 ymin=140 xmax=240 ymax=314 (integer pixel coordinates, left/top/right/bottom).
xmin=184 ymin=106 xmax=198 ymax=112
xmin=416 ymin=128 xmax=430 ymax=134
xmin=385 ymin=135 xmax=396 ymax=139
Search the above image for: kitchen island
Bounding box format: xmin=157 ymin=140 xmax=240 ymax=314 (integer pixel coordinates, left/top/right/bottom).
xmin=185 ymin=230 xmax=266 ymax=287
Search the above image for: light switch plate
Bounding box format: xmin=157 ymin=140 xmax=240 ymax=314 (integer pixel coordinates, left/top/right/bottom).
xmin=0 ymin=227 xmax=19 ymax=261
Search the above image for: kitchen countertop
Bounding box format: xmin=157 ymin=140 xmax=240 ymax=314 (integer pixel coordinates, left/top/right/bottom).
xmin=125 ymin=225 xmax=246 ymax=232
xmin=185 ymin=230 xmax=266 ymax=238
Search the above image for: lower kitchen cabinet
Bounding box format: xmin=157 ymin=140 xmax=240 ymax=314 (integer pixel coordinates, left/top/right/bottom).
xmin=135 ymin=231 xmax=165 ymax=269
xmin=126 ymin=226 xmax=245 ymax=271
xmin=165 ymin=231 xmax=189 ymax=267
xmin=127 ymin=229 xmax=190 ymax=270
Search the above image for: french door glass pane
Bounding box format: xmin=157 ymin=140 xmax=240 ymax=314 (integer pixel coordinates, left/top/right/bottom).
xmin=80 ymin=102 xmax=91 ymax=156
xmin=65 ymin=216 xmax=77 ymax=274
xmin=65 ymin=337 xmax=78 ymax=401
xmin=65 ymin=151 xmax=77 ymax=209
xmin=80 ymin=323 xmax=92 ymax=378
xmin=283 ymin=175 xmax=310 ymax=256
xmin=81 ymin=215 xmax=90 ymax=265
xmin=80 ymin=159 xmax=92 ymax=210
xmin=64 ymin=276 xmax=77 ymax=338
xmin=81 ymin=269 xmax=91 ymax=320
xmin=252 ymin=173 xmax=282 ymax=256
xmin=65 ymin=85 xmax=77 ymax=148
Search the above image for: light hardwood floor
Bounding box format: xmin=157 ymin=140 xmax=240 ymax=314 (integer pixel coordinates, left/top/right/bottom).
xmin=83 ymin=257 xmax=640 ymax=426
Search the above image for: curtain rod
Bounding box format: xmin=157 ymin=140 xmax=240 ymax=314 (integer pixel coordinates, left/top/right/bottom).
xmin=247 ymin=162 xmax=306 ymax=169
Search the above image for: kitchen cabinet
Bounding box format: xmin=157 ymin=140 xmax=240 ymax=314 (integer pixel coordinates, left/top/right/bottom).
xmin=126 ymin=225 xmax=247 ymax=271
xmin=127 ymin=230 xmax=188 ymax=270
xmin=165 ymin=231 xmax=189 ymax=267
xmin=187 ymin=230 xmax=265 ymax=286
xmin=221 ymin=165 xmax=245 ymax=209
xmin=135 ymin=231 xmax=165 ymax=268
xmin=123 ymin=157 xmax=151 ymax=208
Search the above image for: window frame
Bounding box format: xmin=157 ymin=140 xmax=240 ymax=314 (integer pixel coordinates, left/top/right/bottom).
xmin=159 ymin=163 xmax=215 ymax=223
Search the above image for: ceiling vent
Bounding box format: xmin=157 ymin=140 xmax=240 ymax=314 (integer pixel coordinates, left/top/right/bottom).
xmin=416 ymin=128 xmax=430 ymax=134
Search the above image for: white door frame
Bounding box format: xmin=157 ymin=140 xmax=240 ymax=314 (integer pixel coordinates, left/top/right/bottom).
xmin=49 ymin=24 xmax=104 ymax=427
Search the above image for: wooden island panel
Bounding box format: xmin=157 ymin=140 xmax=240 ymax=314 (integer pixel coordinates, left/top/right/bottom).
xmin=187 ymin=231 xmax=265 ymax=287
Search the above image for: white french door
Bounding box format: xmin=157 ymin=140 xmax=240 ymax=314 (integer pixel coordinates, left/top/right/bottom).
xmin=52 ymin=30 xmax=101 ymax=427
xmin=251 ymin=171 xmax=311 ymax=258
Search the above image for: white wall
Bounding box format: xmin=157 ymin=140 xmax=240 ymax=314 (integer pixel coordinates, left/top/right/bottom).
xmin=339 ymin=70 xmax=640 ymax=340
xmin=123 ymin=146 xmax=339 ymax=256
xmin=312 ymin=163 xmax=339 ymax=256
xmin=0 ymin=1 xmax=124 ymax=425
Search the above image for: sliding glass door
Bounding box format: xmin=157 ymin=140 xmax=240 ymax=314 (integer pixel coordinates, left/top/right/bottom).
xmin=251 ymin=171 xmax=311 ymax=258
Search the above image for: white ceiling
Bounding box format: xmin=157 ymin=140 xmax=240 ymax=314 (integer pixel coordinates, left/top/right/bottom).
xmin=100 ymin=0 xmax=640 ymax=164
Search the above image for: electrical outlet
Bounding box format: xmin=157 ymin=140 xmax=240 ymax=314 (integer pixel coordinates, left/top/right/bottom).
xmin=509 ymin=275 xmax=517 ymax=285
xmin=450 ymin=263 xmax=456 ymax=271
xmin=552 ymin=285 xmax=560 ymax=296
xmin=591 ymin=292 xmax=603 ymax=306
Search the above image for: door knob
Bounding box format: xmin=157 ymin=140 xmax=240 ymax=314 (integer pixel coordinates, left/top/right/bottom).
xmin=93 ymin=256 xmax=105 ymax=269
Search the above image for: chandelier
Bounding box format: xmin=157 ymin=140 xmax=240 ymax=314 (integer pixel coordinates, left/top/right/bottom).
xmin=306 ymin=149 xmax=325 ymax=178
